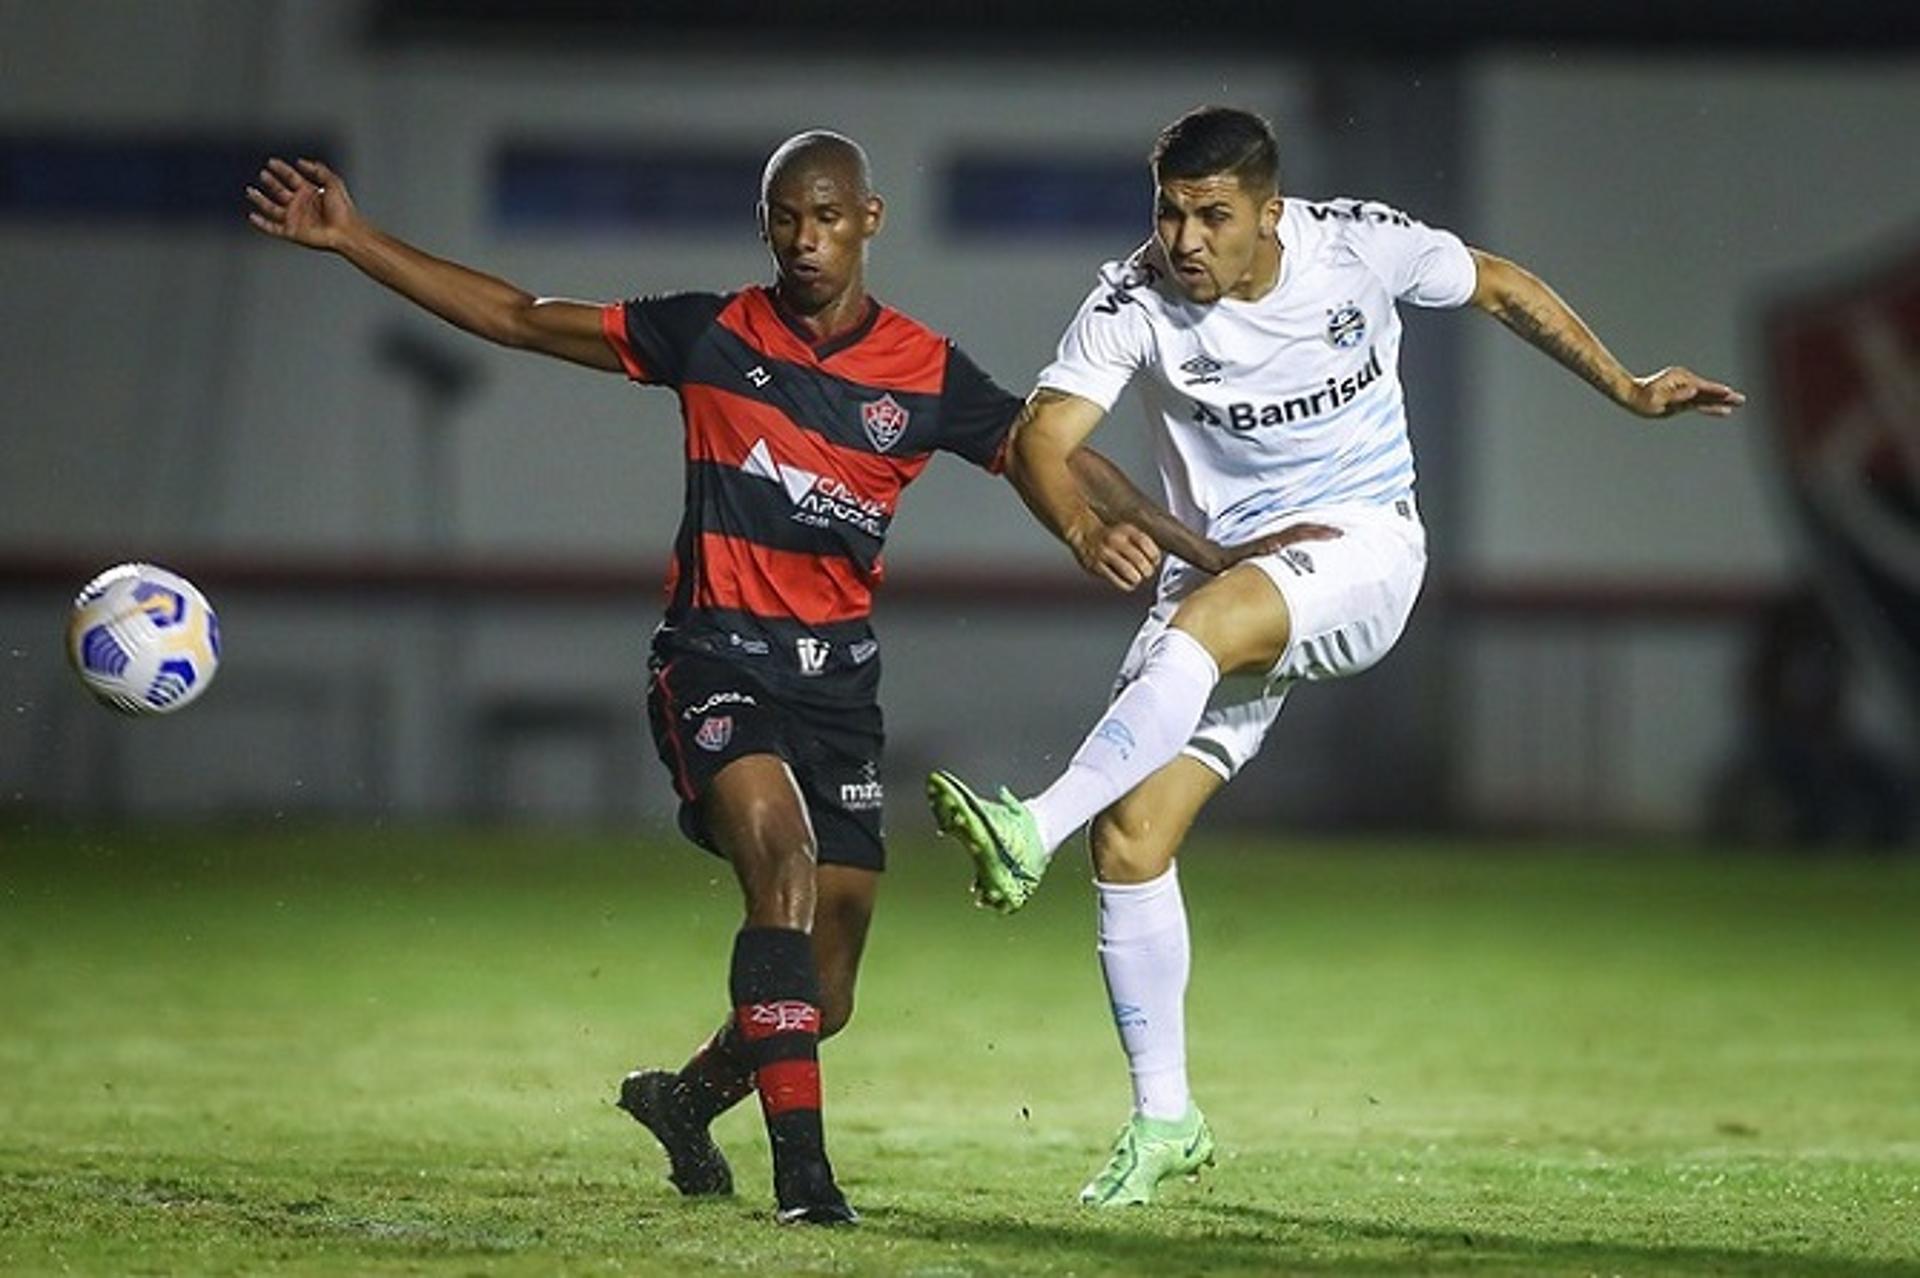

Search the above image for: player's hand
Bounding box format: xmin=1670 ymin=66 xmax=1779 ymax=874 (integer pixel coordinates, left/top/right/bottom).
xmin=1627 ymin=366 xmax=1746 ymax=419
xmin=1071 ymin=519 xmax=1161 ymax=592
xmin=246 ymin=157 xmax=360 ymax=252
xmin=1212 ymin=521 xmax=1344 ymax=571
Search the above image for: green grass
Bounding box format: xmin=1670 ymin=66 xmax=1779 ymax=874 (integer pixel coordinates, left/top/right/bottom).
xmin=2 ymin=827 xmax=1916 ymax=1275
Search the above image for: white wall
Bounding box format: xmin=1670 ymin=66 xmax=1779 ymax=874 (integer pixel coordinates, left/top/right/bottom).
xmin=1455 ymin=56 xmax=1920 ymax=827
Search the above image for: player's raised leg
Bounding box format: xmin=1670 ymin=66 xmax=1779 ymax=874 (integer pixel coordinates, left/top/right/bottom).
xmin=1079 ymin=756 xmax=1223 ymax=1206
xmin=930 ymin=563 xmax=1289 ymax=912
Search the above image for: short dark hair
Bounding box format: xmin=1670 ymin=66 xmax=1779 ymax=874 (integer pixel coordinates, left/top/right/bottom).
xmin=1151 ymin=106 xmax=1280 ymax=196
xmin=761 ymin=130 xmax=872 ymax=204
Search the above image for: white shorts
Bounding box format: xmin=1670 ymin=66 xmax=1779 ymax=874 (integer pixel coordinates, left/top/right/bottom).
xmin=1112 ymin=499 xmax=1427 ymax=781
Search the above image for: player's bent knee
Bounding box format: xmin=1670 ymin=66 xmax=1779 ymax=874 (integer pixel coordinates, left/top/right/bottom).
xmin=1090 ymin=806 xmax=1177 ymax=885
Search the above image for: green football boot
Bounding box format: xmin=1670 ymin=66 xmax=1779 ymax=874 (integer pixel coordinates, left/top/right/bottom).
xmin=1078 ymin=1107 xmax=1216 ymax=1207
xmin=925 ymin=770 xmax=1049 ymax=913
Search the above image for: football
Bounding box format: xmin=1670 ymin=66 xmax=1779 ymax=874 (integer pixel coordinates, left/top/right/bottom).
xmin=66 ymin=563 xmax=222 ymax=716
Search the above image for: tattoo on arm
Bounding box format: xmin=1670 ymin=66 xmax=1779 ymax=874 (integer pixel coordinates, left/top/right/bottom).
xmin=1490 ymin=294 xmax=1625 ymax=405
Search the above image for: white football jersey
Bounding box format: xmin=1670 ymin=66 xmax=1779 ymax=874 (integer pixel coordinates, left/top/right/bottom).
xmin=1037 ymin=197 xmax=1477 ymax=546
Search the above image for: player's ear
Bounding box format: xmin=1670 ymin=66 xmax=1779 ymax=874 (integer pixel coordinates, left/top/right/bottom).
xmin=1259 ymin=194 xmax=1282 ymax=236
xmin=862 ymin=194 xmax=884 ymax=240
xmin=755 ymin=200 xmax=770 ymax=244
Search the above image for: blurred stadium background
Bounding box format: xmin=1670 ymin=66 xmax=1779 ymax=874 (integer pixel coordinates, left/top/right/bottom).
xmin=2 ymin=0 xmax=1917 ymax=843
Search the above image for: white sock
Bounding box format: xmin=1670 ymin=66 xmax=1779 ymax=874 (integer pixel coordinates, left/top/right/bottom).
xmin=1096 ymin=865 xmax=1191 ymax=1121
xmin=1028 ymin=628 xmax=1219 ymax=853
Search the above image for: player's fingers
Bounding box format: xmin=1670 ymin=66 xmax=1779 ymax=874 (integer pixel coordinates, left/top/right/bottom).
xmin=245 ymin=211 xmax=280 ymax=236
xmin=1273 ymin=521 xmax=1344 ymax=546
xmin=244 ymin=186 xmax=279 ymax=216
xmin=297 ymin=157 xmax=339 ymax=187
xmin=266 ymin=157 xmax=307 ymax=190
xmin=257 ymin=165 xmax=294 ymax=201
xmin=1121 ymin=526 xmax=1161 ymax=562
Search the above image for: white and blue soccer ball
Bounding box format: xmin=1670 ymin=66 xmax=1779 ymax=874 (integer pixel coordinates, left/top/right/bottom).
xmin=66 ymin=563 xmax=221 ymax=716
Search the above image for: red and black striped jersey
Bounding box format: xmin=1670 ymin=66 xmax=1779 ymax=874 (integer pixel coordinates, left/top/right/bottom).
xmin=602 ymin=285 xmax=1020 ymax=706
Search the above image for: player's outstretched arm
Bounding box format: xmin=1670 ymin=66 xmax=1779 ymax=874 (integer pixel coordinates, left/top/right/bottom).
xmin=246 ymin=157 xmax=621 ymax=373
xmin=1003 ymin=389 xmax=1159 ymax=591
xmin=1468 ymin=248 xmax=1745 ymax=418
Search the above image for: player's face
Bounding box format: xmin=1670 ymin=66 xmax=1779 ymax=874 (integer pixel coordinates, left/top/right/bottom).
xmin=760 ymin=164 xmax=883 ymax=315
xmin=1154 ymin=172 xmax=1282 ymax=304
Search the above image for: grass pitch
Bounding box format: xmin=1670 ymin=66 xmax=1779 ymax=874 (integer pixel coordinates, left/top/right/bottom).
xmin=2 ymin=826 xmax=1916 ymax=1275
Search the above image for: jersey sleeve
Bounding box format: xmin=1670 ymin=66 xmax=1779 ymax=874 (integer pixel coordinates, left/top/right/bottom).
xmin=937 ymin=342 xmax=1023 ymax=473
xmin=1342 ymin=202 xmax=1477 ymax=309
xmin=600 ymin=291 xmax=727 ymax=386
xmin=1034 ymin=273 xmax=1154 ymax=412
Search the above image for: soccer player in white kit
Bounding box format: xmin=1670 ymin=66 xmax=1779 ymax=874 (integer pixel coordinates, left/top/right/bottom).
xmin=929 ymin=106 xmax=1745 ymax=1206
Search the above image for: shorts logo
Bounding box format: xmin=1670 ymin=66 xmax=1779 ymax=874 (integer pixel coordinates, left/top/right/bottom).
xmin=838 ymin=779 xmax=884 ymax=811
xmin=1278 ymin=547 xmax=1317 ymax=576
xmin=861 ymin=393 xmax=910 ymax=453
xmin=848 ymin=638 xmax=879 ymax=665
xmin=693 ymin=715 xmax=733 ymax=752
xmin=1326 ymin=303 xmax=1367 ymax=349
xmin=839 ymin=758 xmax=884 ymax=811
xmin=681 ymin=689 xmax=756 ymax=720
xmin=795 ymin=637 xmax=830 ymax=675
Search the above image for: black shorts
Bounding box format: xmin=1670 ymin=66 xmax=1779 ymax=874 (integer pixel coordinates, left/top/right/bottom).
xmin=646 ymin=651 xmax=886 ymax=871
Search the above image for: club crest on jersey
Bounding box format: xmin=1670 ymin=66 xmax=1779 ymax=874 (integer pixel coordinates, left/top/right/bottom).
xmin=693 ymin=715 xmax=733 ymax=752
xmin=1326 ymin=303 xmax=1367 ymax=349
xmin=860 ymin=393 xmax=910 ymax=453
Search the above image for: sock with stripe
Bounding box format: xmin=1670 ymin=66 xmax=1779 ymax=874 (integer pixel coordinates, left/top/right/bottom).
xmin=1096 ymin=864 xmax=1193 ymax=1121
xmin=1029 ymin=627 xmax=1220 ymax=852
xmin=730 ymin=926 xmax=835 ymax=1200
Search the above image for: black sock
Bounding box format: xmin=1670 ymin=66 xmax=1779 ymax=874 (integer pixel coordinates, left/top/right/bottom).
xmin=675 ymin=1019 xmax=754 ymax=1123
xmin=729 ymin=926 xmax=832 ymax=1192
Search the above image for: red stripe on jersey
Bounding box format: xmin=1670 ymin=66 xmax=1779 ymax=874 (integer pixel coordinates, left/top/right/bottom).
xmin=755 ymin=1058 xmax=822 ymax=1115
xmin=823 ymin=306 xmax=953 ymax=393
xmin=681 ymin=383 xmax=930 ymax=510
xmin=721 ymin=290 xmax=947 ymax=395
xmin=601 ymin=303 xmax=651 ymax=382
xmin=695 ymin=531 xmax=873 ymax=624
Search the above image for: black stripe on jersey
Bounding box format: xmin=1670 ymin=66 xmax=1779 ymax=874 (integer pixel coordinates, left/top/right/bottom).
xmin=621 ymin=292 xmax=729 ymax=386
xmin=688 ymin=461 xmax=887 ymax=570
xmin=683 ymin=324 xmax=945 ymax=459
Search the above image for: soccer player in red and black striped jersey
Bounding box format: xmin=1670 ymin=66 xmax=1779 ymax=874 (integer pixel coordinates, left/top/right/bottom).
xmin=247 ymin=132 xmax=1188 ymax=1224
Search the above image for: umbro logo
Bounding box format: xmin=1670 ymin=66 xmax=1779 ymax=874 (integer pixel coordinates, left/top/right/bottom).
xmin=1180 ymin=353 xmax=1224 ymax=385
